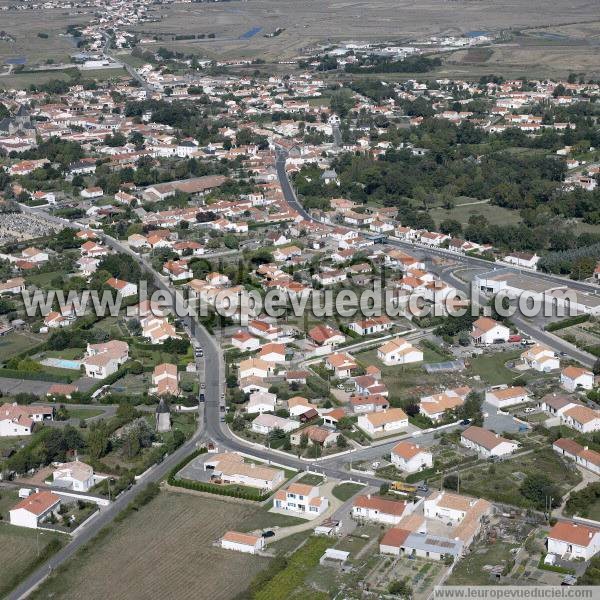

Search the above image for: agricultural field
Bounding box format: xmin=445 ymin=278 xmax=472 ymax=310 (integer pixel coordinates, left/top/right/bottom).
xmin=123 ymin=0 xmax=600 ymax=65
xmin=0 ymin=4 xmax=92 ymax=67
xmin=0 ymin=489 xmax=64 ymax=598
xmin=29 ymin=490 xmax=272 ymax=600
xmin=442 ymin=30 xmax=600 ymax=80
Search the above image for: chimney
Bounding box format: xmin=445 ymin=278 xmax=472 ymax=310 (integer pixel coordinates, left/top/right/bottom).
xmin=367 ymin=493 xmax=371 ymax=500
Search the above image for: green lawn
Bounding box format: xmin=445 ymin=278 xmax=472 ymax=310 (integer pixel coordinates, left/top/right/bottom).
xmin=469 ymin=350 xmax=523 ymax=385
xmin=25 ymin=270 xmax=64 ymax=289
xmin=241 ymin=502 xmax=307 ymax=531
xmin=332 ymin=482 xmax=364 ymax=501
xmin=64 ymin=407 xmax=104 ymax=420
xmin=296 ymin=473 xmax=325 ymax=486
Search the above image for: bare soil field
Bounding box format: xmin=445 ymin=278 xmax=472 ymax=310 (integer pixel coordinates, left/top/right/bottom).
xmin=443 ymin=34 xmax=600 ymax=79
xmin=128 ymin=0 xmax=600 ymax=62
xmin=0 ymin=3 xmax=93 ymax=66
xmin=29 ymin=490 xmax=272 ymax=600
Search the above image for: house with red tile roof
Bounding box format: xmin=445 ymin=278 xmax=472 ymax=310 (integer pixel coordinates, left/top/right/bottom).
xmin=547 ymin=521 xmax=600 ymax=561
xmin=352 ymin=494 xmax=411 ymax=525
xmin=9 ymin=491 xmax=61 ymax=529
xmin=391 ymin=441 xmax=433 ymax=473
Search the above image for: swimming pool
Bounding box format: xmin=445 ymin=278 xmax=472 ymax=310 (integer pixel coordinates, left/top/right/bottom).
xmin=40 ymin=358 xmax=82 ymax=370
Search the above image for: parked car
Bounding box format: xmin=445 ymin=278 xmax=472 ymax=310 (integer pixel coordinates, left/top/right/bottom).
xmin=261 ymin=530 xmax=275 ymax=538
xmin=199 ymin=393 xmax=205 ymax=402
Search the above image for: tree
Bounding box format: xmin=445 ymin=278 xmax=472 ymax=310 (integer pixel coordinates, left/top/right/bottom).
xmin=457 ymin=391 xmax=483 ymax=425
xmin=439 ymin=218 xmax=462 ymax=237
xmin=87 ymin=421 xmax=110 ymax=459
xmin=520 ymin=473 xmax=561 ymax=510
xmin=337 ymin=434 xmax=348 ymax=449
xmin=299 ymin=432 xmax=309 ymax=449
xmin=388 ymin=578 xmax=412 ymax=597
xmin=593 ymin=358 xmax=600 ymax=376
xmin=379 ymin=483 xmax=389 ymax=496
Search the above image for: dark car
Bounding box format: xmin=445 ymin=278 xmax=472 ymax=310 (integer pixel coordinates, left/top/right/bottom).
xmin=261 ymin=530 xmax=275 ymax=538
xmin=460 ymin=419 xmax=471 ymax=425
xmin=199 ymin=393 xmax=205 ymax=403
xmin=219 ymin=405 xmax=225 ymax=412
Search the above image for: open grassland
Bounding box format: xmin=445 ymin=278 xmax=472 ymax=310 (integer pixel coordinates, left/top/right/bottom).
xmin=126 ymin=0 xmax=600 ymax=63
xmin=447 ymin=541 xmax=520 ymax=585
xmin=0 ymin=332 xmax=45 ymax=363
xmin=443 ymin=448 xmax=581 ymax=509
xmin=29 ymin=490 xmax=271 ymax=600
xmin=429 ymin=201 xmax=522 ymax=229
xmin=0 ymin=4 xmax=92 ymax=66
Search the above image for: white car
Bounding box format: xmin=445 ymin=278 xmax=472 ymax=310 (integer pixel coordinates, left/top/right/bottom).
xmin=372 ymin=461 xmax=380 ymax=469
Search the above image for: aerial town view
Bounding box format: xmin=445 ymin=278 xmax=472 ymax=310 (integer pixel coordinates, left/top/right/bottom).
xmin=0 ymin=0 xmax=600 ymax=598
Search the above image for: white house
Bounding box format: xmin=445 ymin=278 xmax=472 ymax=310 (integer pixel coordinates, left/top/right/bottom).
xmin=561 ymin=405 xmax=600 ymax=433
xmin=231 ymin=331 xmax=261 ymax=352
xmin=258 ymin=343 xmax=286 ymax=364
xmin=251 ymin=413 xmax=297 ymax=435
xmin=0 ymin=403 xmax=53 ymax=437
xmin=470 ymin=317 xmax=510 ymax=345
xmin=553 ymin=438 xmax=600 ymax=476
xmin=81 ymin=340 xmax=129 ymax=379
xmin=377 ymin=337 xmax=423 ymax=366
xmin=348 ymin=316 xmax=393 ymax=336
xmin=352 ymin=494 xmax=410 ymax=525
xmin=561 ymin=367 xmax=594 ymax=392
xmin=419 ymin=387 xmax=470 ymax=422
xmin=106 ymin=277 xmax=138 ymax=298
xmin=204 ymin=453 xmax=284 ymax=490
xmin=9 ymin=491 xmax=61 ymax=529
xmin=221 ymin=531 xmax=265 ymax=554
xmin=0 ymin=277 xmax=25 ymax=294
xmin=247 ymin=391 xmax=277 ymax=414
xmin=460 ymin=426 xmax=519 ymax=458
xmin=357 ymin=408 xmax=408 ymax=437
xmin=485 ymin=386 xmax=530 ymax=409
xmin=52 ymin=460 xmax=95 ymax=492
xmin=238 ymin=358 xmax=274 ymax=381
xmin=273 ymin=483 xmax=328 ymax=519
xmin=547 ymin=521 xmax=600 ymax=561
xmin=503 ymin=252 xmax=540 ymax=270
xmin=287 ymin=396 xmax=314 ymax=417
xmin=391 ymin=441 xmax=433 ymax=473
xmin=521 ymin=344 xmax=559 ymax=372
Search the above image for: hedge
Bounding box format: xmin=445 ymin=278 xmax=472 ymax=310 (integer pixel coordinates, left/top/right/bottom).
xmin=0 ymin=368 xmax=71 ymax=383
xmin=406 ymin=467 xmax=437 ymax=483
xmin=538 ymin=553 xmax=575 ymax=575
xmin=167 ymin=447 xmax=269 ymax=502
xmin=545 ymin=314 xmax=590 ymax=332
